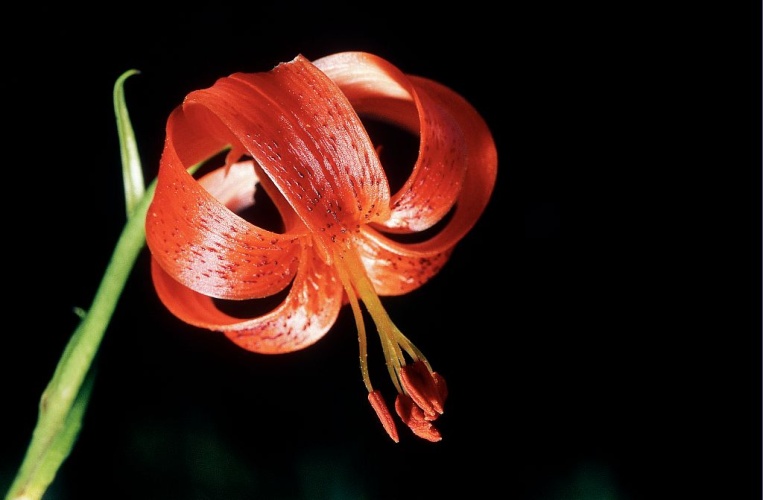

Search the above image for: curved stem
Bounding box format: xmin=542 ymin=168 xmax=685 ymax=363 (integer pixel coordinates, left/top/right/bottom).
xmin=5 ymin=68 xmax=150 ymax=500
xmin=4 ymin=181 xmax=156 ymax=500
xmin=4 ymin=69 xmax=217 ymax=500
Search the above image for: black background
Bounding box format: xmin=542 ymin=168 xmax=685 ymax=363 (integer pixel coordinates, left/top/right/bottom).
xmin=2 ymin=3 xmax=759 ymax=499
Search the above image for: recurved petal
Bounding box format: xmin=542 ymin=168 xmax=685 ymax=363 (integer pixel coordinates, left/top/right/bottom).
xmin=401 ymin=75 xmax=498 ymax=253
xmin=314 ymin=52 xmax=471 ymax=233
xmin=315 ymin=52 xmax=497 ymax=252
xmin=197 ymin=160 xmax=259 ymax=215
xmin=150 ymin=238 xmax=344 ymax=354
xmin=182 ymin=55 xmax=391 ymax=250
xmin=146 ymin=140 xmax=301 ymax=300
xmin=355 ymin=226 xmax=452 ymax=296
xmin=352 ymin=79 xmax=497 ymax=294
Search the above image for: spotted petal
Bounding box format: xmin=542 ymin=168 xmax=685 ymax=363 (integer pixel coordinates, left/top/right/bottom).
xmin=146 ymin=55 xmax=398 ymax=352
xmin=182 ymin=56 xmax=392 ymax=252
xmin=315 ymin=52 xmax=498 ymax=295
xmin=149 ymin=160 xmax=344 ymax=353
xmin=145 ymin=54 xmax=497 ymax=441
xmin=314 ymin=51 xmax=496 ymax=237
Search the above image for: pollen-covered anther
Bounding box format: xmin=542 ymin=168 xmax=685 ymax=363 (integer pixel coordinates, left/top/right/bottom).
xmin=368 ymin=390 xmax=400 ymax=443
xmin=394 ymin=394 xmax=442 ymax=442
xmin=399 ymin=360 xmax=448 ymax=419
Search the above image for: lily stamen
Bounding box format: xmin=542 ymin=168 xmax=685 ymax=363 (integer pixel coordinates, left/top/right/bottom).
xmin=333 ymin=242 xmax=446 ymax=441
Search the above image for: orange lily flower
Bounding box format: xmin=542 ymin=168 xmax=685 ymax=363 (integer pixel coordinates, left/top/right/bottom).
xmin=145 ymin=51 xmax=497 ymax=442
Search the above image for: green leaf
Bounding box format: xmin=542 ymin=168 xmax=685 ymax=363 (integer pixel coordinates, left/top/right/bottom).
xmin=114 ymin=69 xmax=144 ymax=218
xmin=5 ymin=70 xmax=215 ymax=500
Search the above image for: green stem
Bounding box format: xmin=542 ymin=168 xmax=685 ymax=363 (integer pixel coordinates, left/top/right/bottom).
xmin=4 ymin=182 xmax=157 ymax=500
xmin=5 ymin=69 xmax=211 ymax=499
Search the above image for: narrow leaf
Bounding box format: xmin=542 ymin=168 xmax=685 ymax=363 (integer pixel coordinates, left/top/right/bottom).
xmin=114 ymin=69 xmax=144 ymax=217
